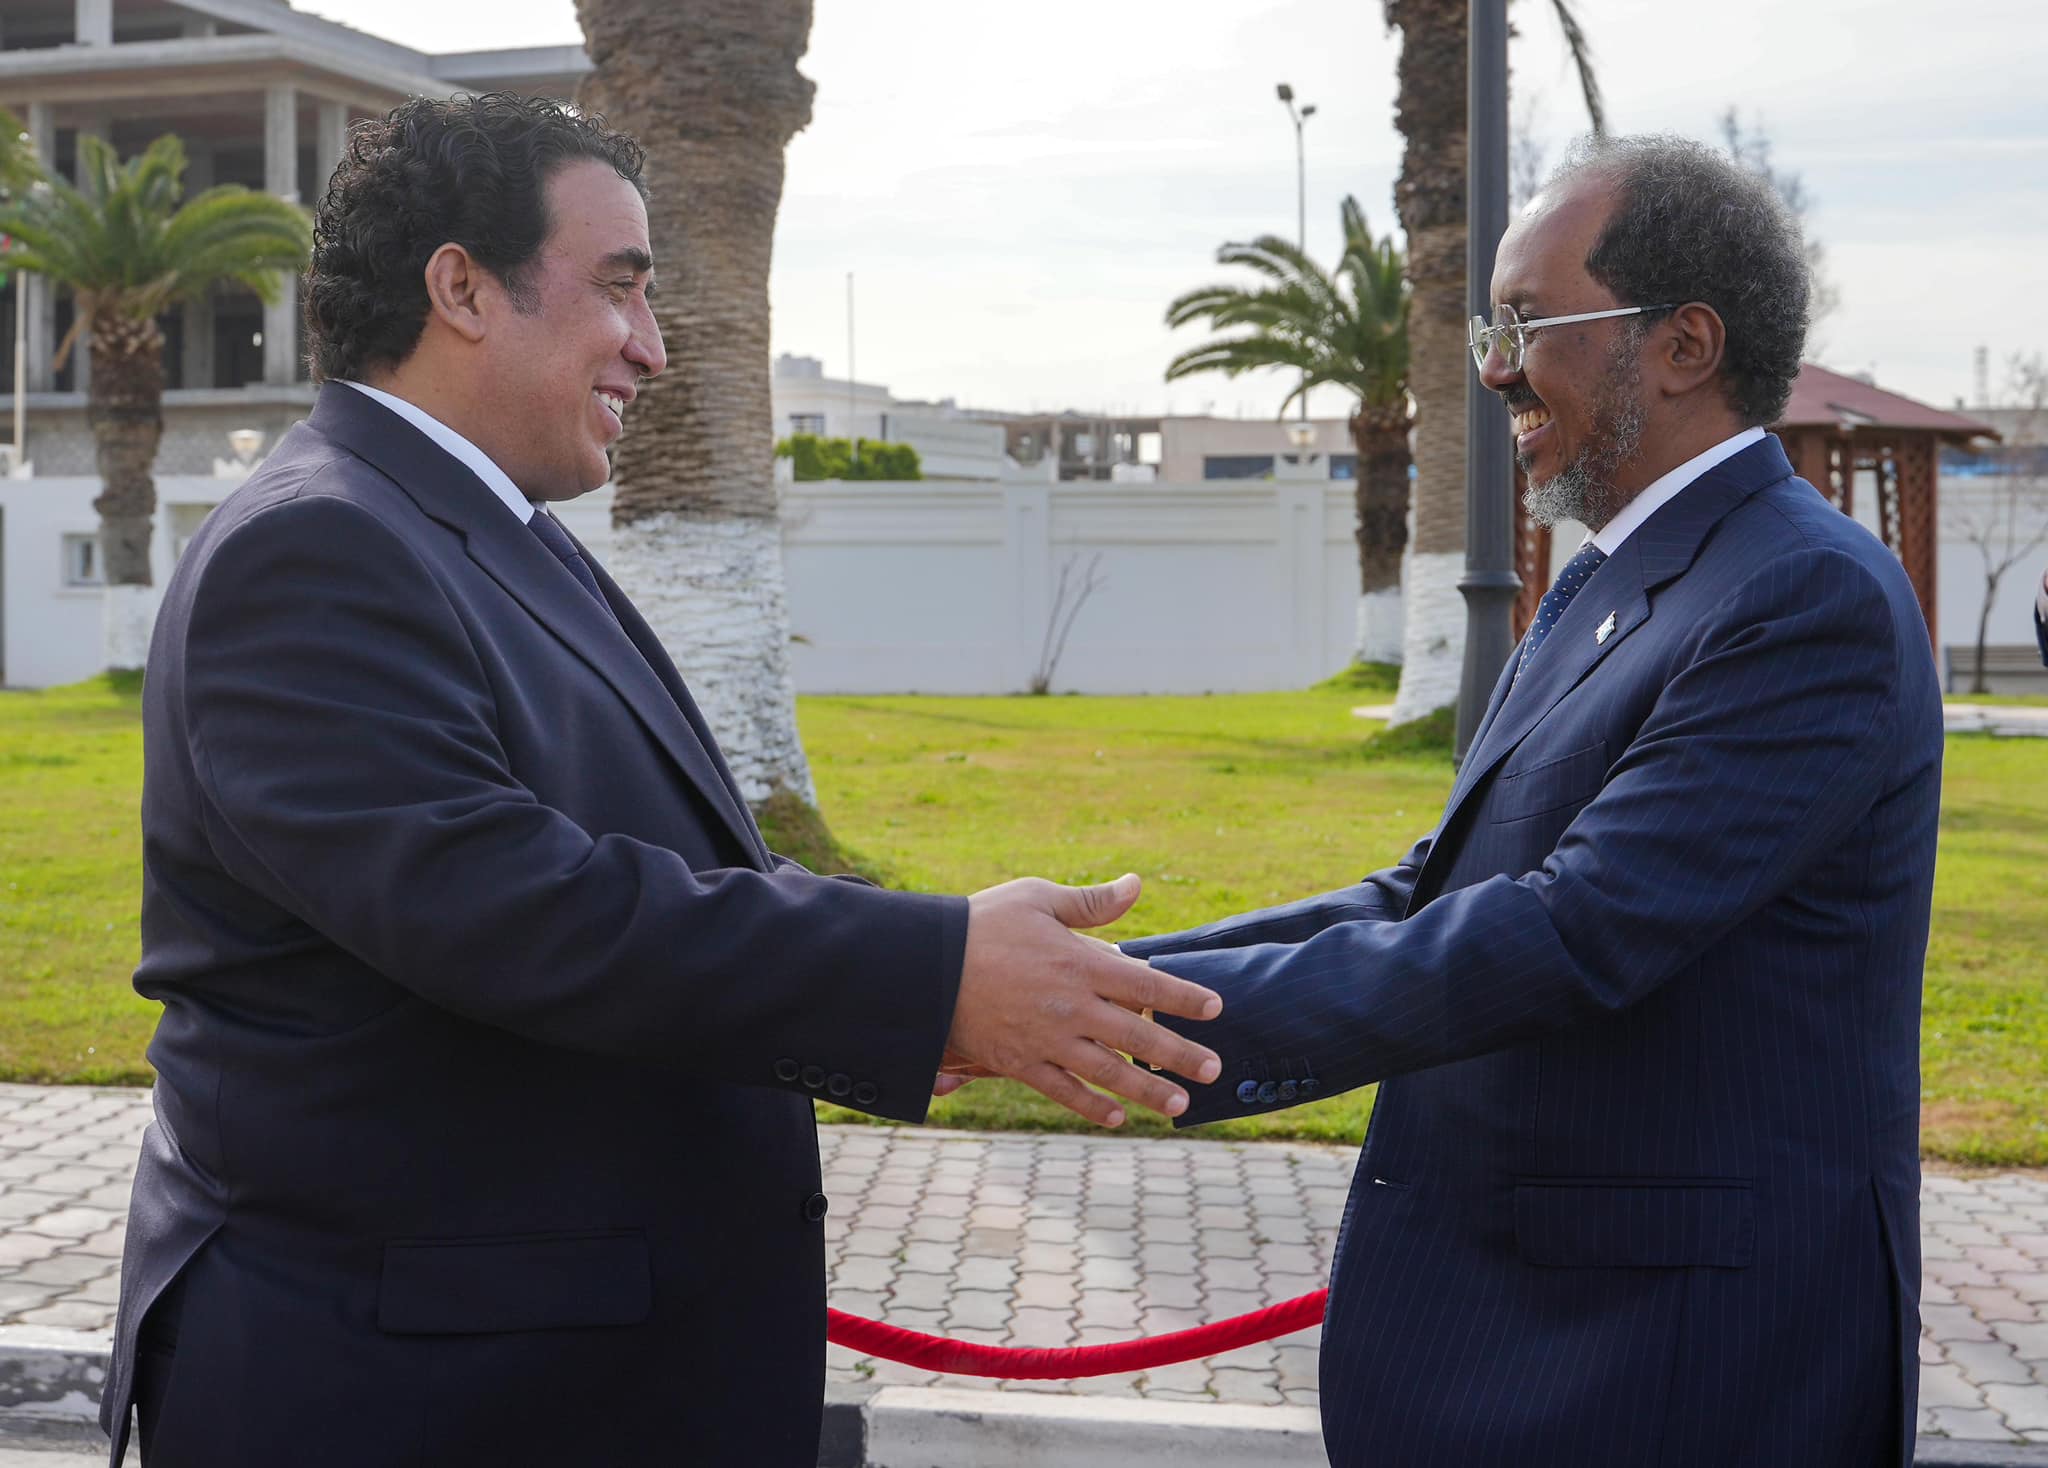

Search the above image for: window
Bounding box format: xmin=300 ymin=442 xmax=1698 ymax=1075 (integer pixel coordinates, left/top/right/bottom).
xmin=62 ymin=533 xmax=102 ymax=587
xmin=1330 ymin=454 xmax=1358 ymax=480
xmin=1203 ymin=455 xmax=1276 ymax=480
xmin=789 ymin=413 xmax=827 ymax=437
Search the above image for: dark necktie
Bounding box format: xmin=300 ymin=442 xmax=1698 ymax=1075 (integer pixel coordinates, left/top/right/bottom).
xmin=1514 ymin=541 xmax=1607 ymax=684
xmin=527 ymin=507 xmax=616 ymax=621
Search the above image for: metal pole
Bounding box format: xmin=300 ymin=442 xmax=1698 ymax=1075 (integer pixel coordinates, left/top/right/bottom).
xmin=11 ymin=268 xmax=23 ymax=474
xmin=1294 ymin=115 xmax=1306 ymax=257
xmin=1454 ymin=0 xmax=1519 ymax=762
xmin=845 ymin=270 xmax=856 ymax=470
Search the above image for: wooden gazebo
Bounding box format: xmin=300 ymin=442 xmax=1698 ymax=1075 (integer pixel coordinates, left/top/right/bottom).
xmin=1512 ymin=362 xmax=2000 ymax=648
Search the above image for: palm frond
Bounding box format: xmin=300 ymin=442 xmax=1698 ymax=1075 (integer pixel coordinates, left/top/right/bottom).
xmin=1164 ymin=193 xmax=1410 ymax=412
xmin=1548 ymin=0 xmax=1606 ymax=135
xmin=0 ymin=134 xmax=309 ymax=322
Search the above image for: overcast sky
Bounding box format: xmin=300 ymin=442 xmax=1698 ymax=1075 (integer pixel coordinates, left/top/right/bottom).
xmin=304 ymin=0 xmax=2042 ymax=419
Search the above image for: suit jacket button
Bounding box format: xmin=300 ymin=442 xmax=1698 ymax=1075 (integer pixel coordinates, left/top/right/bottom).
xmin=774 ymin=1058 xmax=801 ymax=1083
xmin=852 ymin=1081 xmax=879 ymax=1106
xmin=1277 ymin=1080 xmax=1298 ymax=1102
xmin=802 ymin=1192 xmax=830 ymax=1223
xmin=827 ymin=1073 xmax=852 ymax=1099
xmin=1236 ymin=1080 xmax=1261 ymax=1105
xmin=1257 ymin=1081 xmax=1279 ymax=1104
xmin=801 ymin=1065 xmax=826 ymax=1089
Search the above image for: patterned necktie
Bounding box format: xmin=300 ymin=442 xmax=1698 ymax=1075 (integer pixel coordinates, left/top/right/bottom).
xmin=527 ymin=507 xmax=616 ymax=621
xmin=1514 ymin=541 xmax=1607 ymax=684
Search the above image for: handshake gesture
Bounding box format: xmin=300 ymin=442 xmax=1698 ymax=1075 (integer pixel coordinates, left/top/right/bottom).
xmin=937 ymin=873 xmax=1222 ymax=1127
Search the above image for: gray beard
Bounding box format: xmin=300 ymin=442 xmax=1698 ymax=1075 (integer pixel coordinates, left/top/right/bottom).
xmin=1520 ymin=339 xmax=1647 ymax=533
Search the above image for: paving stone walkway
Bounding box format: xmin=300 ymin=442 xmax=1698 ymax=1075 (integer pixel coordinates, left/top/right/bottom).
xmin=1 ymin=1083 xmax=2044 ymax=1444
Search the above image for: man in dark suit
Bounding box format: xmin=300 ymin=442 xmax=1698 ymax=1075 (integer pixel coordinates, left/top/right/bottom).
xmin=1126 ymin=135 xmax=1943 ymax=1467
xmin=103 ymin=94 xmax=1222 ymax=1467
xmin=2036 ymin=565 xmax=2047 ymax=665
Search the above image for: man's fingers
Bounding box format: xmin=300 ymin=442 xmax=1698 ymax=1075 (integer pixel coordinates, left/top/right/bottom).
xmin=1083 ymin=948 xmax=1222 ymax=1024
xmin=932 ymin=1074 xmax=976 ymax=1098
xmin=1040 ymin=872 xmax=1142 ymax=931
xmin=1017 ymin=1062 xmax=1127 ymax=1128
xmin=1102 ymin=1005 xmax=1223 ymax=1085
xmin=1061 ymin=1039 xmax=1191 ymax=1119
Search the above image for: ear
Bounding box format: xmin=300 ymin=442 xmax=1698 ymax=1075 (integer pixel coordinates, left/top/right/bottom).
xmin=1653 ymin=302 xmax=1725 ymax=397
xmin=421 ymin=243 xmax=490 ymax=346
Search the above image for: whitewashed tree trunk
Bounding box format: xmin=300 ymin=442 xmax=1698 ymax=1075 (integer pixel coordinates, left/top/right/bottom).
xmin=607 ymin=509 xmax=815 ymax=806
xmin=1388 ymin=548 xmax=1463 ymax=724
xmin=102 ymin=583 xmax=157 ymax=673
xmin=1354 ymin=585 xmax=1404 ymax=665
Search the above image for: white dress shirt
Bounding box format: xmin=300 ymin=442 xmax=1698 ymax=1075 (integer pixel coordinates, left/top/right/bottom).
xmin=1589 ymin=425 xmax=1766 ymax=555
xmin=340 ymin=380 xmax=534 ymax=525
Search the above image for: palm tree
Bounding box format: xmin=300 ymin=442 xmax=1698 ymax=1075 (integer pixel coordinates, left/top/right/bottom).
xmin=1382 ymin=0 xmax=1603 ymax=724
xmin=574 ymin=0 xmax=820 ymax=808
xmin=0 ymin=118 xmax=310 ymax=671
xmin=1164 ymin=196 xmax=1411 ymax=665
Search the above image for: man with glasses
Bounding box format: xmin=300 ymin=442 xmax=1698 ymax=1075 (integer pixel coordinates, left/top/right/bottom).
xmin=1125 ymin=134 xmax=1941 ymax=1467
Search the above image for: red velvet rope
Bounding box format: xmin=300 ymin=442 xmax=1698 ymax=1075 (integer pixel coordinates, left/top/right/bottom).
xmin=826 ymin=1288 xmax=1328 ymax=1379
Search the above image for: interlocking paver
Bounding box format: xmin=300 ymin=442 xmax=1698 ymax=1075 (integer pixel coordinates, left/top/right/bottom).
xmin=0 ymin=1085 xmax=2040 ymax=1437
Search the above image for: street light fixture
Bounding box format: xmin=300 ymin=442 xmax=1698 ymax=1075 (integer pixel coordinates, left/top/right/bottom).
xmin=1276 ymin=83 xmax=1317 ymax=423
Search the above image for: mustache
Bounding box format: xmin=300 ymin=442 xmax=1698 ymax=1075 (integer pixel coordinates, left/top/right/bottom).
xmin=1500 ymin=388 xmax=1544 ymax=415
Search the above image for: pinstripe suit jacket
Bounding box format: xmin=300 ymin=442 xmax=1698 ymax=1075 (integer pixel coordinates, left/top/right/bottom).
xmin=1125 ymin=436 xmax=1941 ymax=1467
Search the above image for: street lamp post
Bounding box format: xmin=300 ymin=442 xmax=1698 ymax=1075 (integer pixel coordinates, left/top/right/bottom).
xmin=1276 ymin=83 xmax=1316 ymax=422
xmin=1453 ymin=0 xmax=1520 ymax=762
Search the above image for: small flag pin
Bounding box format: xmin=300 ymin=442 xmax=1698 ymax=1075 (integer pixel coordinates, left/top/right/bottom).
xmin=1595 ymin=611 xmax=1617 ymax=645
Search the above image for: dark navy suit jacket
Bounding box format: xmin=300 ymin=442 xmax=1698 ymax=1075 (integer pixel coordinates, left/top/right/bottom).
xmin=1125 ymin=437 xmax=1942 ymax=1468
xmin=104 ymin=385 xmax=967 ymax=1466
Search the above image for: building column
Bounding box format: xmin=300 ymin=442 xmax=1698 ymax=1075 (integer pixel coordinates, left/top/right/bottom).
xmin=75 ymin=0 xmax=112 ymax=46
xmin=71 ymin=115 xmax=107 ymax=399
xmin=262 ymin=84 xmax=300 ymax=385
xmin=181 ymin=146 xmax=217 ymax=391
xmin=314 ymin=99 xmax=348 ymax=199
xmin=25 ymin=103 xmax=54 ymax=393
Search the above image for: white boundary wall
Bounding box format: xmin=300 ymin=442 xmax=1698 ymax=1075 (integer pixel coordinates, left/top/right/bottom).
xmin=8 ymin=471 xmax=2043 ymax=694
xmin=2 ymin=477 xmax=1361 ymax=694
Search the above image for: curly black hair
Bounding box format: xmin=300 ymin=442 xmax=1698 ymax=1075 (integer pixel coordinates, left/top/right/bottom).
xmin=1555 ymin=134 xmax=1810 ymax=426
xmin=304 ymin=92 xmax=646 ymax=384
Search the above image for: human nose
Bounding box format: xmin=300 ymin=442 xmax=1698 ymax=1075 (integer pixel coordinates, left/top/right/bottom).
xmin=626 ymin=298 xmax=666 ymax=379
xmin=1477 ymin=333 xmax=1521 ymax=393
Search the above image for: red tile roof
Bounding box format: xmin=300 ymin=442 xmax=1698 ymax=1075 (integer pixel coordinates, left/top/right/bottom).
xmin=1775 ymin=362 xmax=2000 ymax=441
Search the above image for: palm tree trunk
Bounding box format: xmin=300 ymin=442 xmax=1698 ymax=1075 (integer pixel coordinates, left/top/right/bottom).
xmin=1351 ymin=403 xmax=1411 ymax=664
xmin=1385 ymin=0 xmax=1471 ymax=724
xmin=86 ymin=307 xmax=165 ymax=671
xmin=576 ymin=0 xmax=819 ymax=806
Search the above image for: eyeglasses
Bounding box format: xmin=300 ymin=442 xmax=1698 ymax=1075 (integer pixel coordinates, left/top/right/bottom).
xmin=1467 ymin=302 xmax=1677 ymax=374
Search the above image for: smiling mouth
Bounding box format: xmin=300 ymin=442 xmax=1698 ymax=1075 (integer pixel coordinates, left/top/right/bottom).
xmin=1510 ymin=404 xmax=1552 ymax=439
xmin=595 ymin=390 xmax=625 ymax=425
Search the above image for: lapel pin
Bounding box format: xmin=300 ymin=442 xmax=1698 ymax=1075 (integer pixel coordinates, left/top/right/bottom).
xmin=1595 ymin=611 xmax=1617 ymax=645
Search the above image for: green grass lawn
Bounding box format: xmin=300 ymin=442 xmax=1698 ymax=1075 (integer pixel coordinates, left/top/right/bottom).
xmin=3 ymin=669 xmax=2044 ymax=1163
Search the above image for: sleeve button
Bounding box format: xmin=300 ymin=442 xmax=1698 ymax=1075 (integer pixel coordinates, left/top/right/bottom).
xmin=826 ymin=1073 xmax=852 ymax=1098
xmin=773 ymin=1058 xmax=801 ymax=1083
xmin=801 ymin=1065 xmax=826 ymax=1089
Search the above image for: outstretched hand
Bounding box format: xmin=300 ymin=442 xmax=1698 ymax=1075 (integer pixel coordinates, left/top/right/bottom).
xmin=940 ymin=874 xmax=1222 ymax=1127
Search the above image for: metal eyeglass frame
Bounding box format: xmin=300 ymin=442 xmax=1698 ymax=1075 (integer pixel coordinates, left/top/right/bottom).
xmin=1467 ymin=302 xmax=1678 ymax=374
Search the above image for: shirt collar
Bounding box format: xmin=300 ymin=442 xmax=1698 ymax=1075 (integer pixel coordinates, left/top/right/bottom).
xmin=1589 ymin=425 xmax=1766 ymax=555
xmin=339 ymin=380 xmax=535 ymax=525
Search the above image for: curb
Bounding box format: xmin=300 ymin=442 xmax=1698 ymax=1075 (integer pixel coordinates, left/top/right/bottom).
xmin=7 ymin=1332 xmax=2047 ymax=1467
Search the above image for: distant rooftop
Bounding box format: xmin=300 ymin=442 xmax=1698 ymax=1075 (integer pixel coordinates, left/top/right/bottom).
xmin=1779 ymin=362 xmax=2000 ymax=442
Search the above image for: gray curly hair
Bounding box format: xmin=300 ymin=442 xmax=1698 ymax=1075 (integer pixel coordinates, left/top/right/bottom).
xmin=1551 ymin=134 xmax=1810 ymax=426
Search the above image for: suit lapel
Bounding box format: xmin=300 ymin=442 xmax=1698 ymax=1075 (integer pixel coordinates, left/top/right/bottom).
xmin=1428 ymin=435 xmax=1798 ymax=858
xmin=307 ymin=386 xmax=769 ymax=866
